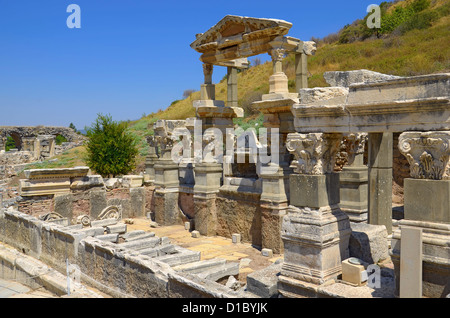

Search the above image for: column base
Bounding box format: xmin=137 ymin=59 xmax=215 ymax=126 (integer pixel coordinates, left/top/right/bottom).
xmin=281 ymin=204 xmax=351 ymax=287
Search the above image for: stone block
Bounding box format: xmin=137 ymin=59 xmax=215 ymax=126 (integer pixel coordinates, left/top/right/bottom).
xmin=342 ymin=258 xmax=365 ymax=286
xmin=122 ymin=175 xmax=143 ymax=188
xmin=261 ymin=248 xmax=273 ymax=258
xmin=232 ymin=233 xmax=241 ymax=244
xmin=399 ymin=226 xmax=423 ymax=298
xmin=323 ymin=69 xmax=401 ymax=87
xmin=105 ymin=224 xmax=127 ymax=234
xmin=246 ymin=260 xmax=282 ymax=298
xmin=89 ymin=189 xmax=107 ymax=220
xmin=404 ymin=178 xmax=450 ymax=223
xmin=130 ymin=187 xmax=145 ymax=217
xmin=70 ymin=175 xmax=104 ymax=190
xmin=289 ymin=173 xmax=340 ymax=208
xmin=349 ymin=222 xmax=389 ymax=264
xmin=54 ymin=193 xmax=73 ymax=219
xmin=197 ymin=262 xmax=240 ymax=282
xmin=191 ymin=230 xmax=200 ymax=238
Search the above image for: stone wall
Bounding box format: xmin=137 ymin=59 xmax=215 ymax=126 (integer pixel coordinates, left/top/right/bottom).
xmin=216 ymin=190 xmax=262 ymax=247
xmin=0 ymin=209 xmax=241 ymax=298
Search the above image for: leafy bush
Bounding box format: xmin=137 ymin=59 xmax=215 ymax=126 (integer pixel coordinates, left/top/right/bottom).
xmin=5 ymin=136 xmax=16 ymax=151
xmin=55 ymin=134 xmax=68 ymax=145
xmin=85 ymin=113 xmax=139 ymax=177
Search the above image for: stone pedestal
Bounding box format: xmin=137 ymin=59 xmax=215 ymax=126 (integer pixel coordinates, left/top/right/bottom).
xmin=193 ymin=162 xmax=223 ymax=236
xmin=339 ymin=133 xmax=368 ymax=223
xmin=153 ymin=159 xmax=181 ymax=226
xmin=280 ymin=132 xmax=351 ymax=297
xmin=259 ymin=163 xmax=291 ymax=254
xmin=279 ymin=173 xmax=351 ymax=297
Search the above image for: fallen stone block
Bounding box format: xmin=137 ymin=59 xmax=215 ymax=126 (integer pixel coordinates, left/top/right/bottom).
xmin=197 ymin=262 xmax=240 ymax=282
xmin=91 ymin=218 xmax=118 ymax=228
xmin=246 ymin=260 xmax=282 ymax=298
xmin=349 ymin=222 xmax=389 ymax=264
xmin=155 ymin=248 xmax=201 ymax=266
xmin=261 ymin=248 xmax=273 ymax=257
xmin=96 ymin=233 xmax=119 ymax=243
xmin=121 ymin=230 xmax=146 ymax=240
xmin=118 ymin=236 xmax=160 ymax=250
xmin=72 ymin=226 xmax=105 ymax=237
xmin=105 ymin=224 xmax=127 ymax=234
xmin=172 ymin=258 xmax=227 ymax=274
xmin=232 ymin=233 xmax=241 ymax=244
xmin=191 ymin=230 xmax=200 ymax=238
xmin=139 ymin=244 xmax=177 ymax=257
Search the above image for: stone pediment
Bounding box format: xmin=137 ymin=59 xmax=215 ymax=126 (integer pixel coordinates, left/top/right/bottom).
xmin=191 ymin=15 xmax=298 ymax=64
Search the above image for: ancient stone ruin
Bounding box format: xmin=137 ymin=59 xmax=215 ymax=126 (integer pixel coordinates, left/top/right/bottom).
xmin=0 ymin=15 xmax=449 ymax=299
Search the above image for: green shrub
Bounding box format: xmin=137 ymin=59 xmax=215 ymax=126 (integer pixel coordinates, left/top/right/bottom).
xmin=85 ymin=113 xmax=139 ymax=177
xmin=5 ymin=136 xmax=16 ymax=151
xmin=55 ymin=134 xmax=68 ymax=145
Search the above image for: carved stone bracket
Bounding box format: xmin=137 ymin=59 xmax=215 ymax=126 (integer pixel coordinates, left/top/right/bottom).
xmin=286 ymin=132 xmax=343 ymax=175
xmin=398 ymin=131 xmax=450 ymax=180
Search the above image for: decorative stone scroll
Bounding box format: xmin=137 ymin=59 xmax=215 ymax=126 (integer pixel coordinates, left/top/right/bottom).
xmin=39 ymin=212 xmax=65 ymax=222
xmin=97 ymin=205 xmax=122 ymax=221
xmin=398 ymin=131 xmax=450 ymax=180
xmin=77 ymin=214 xmax=91 ymax=227
xmin=286 ymin=132 xmax=343 ymax=175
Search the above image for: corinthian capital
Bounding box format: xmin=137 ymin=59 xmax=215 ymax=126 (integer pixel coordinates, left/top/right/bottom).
xmin=398 ymin=131 xmax=450 ymax=180
xmin=270 ymin=48 xmax=286 ymax=63
xmin=344 ymin=133 xmax=368 ymax=165
xmin=286 ymin=132 xmax=343 ymax=175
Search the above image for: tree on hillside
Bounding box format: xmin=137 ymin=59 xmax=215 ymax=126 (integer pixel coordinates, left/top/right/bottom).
xmin=85 ymin=113 xmax=139 ymax=178
xmin=183 ymin=89 xmax=196 ymax=99
xmin=69 ymin=122 xmax=77 ymax=131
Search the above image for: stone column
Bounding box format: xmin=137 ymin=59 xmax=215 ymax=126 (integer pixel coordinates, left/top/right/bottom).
xmin=391 ymin=131 xmax=450 ymax=298
xmin=368 ymin=132 xmax=393 ymax=234
xmin=295 ymin=52 xmax=308 ymax=91
xmin=268 ymin=48 xmax=289 ymax=95
xmin=339 ymin=133 xmax=369 ymax=223
xmin=200 ymin=63 xmax=215 ymax=101
xmin=279 ymin=132 xmax=351 ymax=297
xmin=227 ymin=66 xmax=238 ymax=107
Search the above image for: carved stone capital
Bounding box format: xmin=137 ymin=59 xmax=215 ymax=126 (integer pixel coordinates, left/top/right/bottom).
xmin=398 ymin=131 xmax=450 ymax=180
xmin=344 ymin=133 xmax=367 ymax=165
xmin=270 ymin=48 xmax=286 ymax=63
xmin=286 ymin=132 xmax=343 ymax=175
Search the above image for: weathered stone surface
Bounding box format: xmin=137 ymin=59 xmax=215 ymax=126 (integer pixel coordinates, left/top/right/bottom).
xmin=323 ymin=69 xmax=401 ymax=87
xmin=246 ymin=260 xmax=282 ymax=298
xmin=70 ymin=175 xmax=104 ymax=190
xmin=349 ymin=222 xmax=389 ymax=264
xmin=404 ymin=178 xmax=450 ymax=223
xmin=122 ymin=175 xmax=143 ymax=188
xmin=89 ymin=189 xmax=107 ymax=220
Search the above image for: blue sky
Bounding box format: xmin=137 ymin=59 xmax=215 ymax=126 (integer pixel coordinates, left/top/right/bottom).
xmin=0 ymin=0 xmax=384 ymax=130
